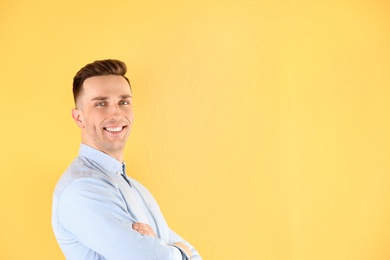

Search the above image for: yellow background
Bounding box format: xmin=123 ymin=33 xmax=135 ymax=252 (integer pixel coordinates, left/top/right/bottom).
xmin=1 ymin=0 xmax=389 ymax=259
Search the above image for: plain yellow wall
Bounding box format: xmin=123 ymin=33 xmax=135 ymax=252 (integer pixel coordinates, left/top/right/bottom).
xmin=1 ymin=0 xmax=390 ymax=259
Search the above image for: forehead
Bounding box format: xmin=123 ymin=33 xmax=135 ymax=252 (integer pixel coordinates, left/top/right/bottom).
xmin=82 ymin=75 xmax=131 ymax=97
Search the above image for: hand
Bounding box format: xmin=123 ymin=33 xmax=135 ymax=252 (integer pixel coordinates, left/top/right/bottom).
xmin=173 ymin=242 xmax=193 ymax=258
xmin=132 ymin=222 xmax=157 ymax=237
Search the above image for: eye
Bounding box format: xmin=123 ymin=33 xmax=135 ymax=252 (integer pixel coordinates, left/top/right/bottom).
xmin=119 ymin=100 xmax=130 ymax=105
xmin=95 ymin=101 xmax=106 ymax=107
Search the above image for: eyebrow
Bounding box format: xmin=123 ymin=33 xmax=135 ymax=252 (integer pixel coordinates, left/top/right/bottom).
xmin=120 ymin=94 xmax=132 ymax=99
xmin=91 ymin=95 xmax=132 ymax=102
xmin=91 ymin=96 xmax=108 ymax=101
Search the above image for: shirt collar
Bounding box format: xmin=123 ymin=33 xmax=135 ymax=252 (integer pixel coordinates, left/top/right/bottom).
xmin=79 ymin=144 xmax=125 ymax=175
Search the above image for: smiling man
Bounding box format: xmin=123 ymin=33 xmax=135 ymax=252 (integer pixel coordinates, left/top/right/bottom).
xmin=72 ymin=74 xmax=133 ymax=162
xmin=52 ymin=59 xmax=202 ymax=260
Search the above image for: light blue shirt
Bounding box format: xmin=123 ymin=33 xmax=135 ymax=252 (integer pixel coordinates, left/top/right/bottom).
xmin=52 ymin=144 xmax=202 ymax=260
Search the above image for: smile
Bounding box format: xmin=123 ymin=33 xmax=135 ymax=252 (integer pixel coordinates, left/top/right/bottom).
xmin=104 ymin=126 xmax=126 ymax=133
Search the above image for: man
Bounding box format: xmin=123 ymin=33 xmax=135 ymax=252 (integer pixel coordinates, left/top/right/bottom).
xmin=52 ymin=59 xmax=202 ymax=260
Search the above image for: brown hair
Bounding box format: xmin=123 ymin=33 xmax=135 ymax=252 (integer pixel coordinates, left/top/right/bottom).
xmin=73 ymin=59 xmax=131 ymax=104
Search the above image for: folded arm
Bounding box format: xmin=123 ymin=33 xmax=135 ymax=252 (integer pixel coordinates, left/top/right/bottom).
xmin=56 ymin=178 xmax=186 ymax=259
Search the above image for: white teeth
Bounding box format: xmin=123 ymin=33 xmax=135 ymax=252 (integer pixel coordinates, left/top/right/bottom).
xmin=105 ymin=127 xmax=122 ymax=132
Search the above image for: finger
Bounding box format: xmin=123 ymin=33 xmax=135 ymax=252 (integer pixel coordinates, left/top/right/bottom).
xmin=132 ymin=223 xmax=157 ymax=237
xmin=133 ymin=222 xmax=145 ymax=228
xmin=132 ymin=223 xmax=144 ymax=229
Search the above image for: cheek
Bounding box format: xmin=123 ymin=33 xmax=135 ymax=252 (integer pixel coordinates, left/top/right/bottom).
xmin=129 ymin=114 xmax=135 ymax=124
xmin=128 ymin=111 xmax=134 ymax=121
xmin=126 ymin=109 xmax=134 ymax=122
xmin=84 ymin=112 xmax=105 ymax=128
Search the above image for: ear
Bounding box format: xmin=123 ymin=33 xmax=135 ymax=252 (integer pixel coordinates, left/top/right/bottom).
xmin=72 ymin=108 xmax=85 ymax=129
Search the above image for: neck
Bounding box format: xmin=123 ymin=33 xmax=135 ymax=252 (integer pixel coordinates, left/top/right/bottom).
xmin=107 ymin=151 xmax=124 ymax=163
xmin=81 ymin=142 xmax=124 ymax=163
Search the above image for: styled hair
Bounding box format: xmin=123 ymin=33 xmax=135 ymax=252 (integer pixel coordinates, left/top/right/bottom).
xmin=72 ymin=59 xmax=131 ymax=104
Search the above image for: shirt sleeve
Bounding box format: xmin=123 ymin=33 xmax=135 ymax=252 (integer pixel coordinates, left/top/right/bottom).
xmin=130 ymin=179 xmax=203 ymax=260
xmin=57 ymin=177 xmax=184 ymax=260
xmin=168 ymin=229 xmax=203 ymax=260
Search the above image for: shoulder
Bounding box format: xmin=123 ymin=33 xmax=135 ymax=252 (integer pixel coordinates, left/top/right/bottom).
xmin=54 ymin=158 xmax=91 ymax=192
xmin=53 ymin=157 xmax=118 ymax=201
xmin=53 ymin=170 xmax=123 ymax=220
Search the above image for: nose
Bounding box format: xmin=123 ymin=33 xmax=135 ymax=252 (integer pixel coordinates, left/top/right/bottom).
xmin=107 ymin=104 xmax=122 ymax=119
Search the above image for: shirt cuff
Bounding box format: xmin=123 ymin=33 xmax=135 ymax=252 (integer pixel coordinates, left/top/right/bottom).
xmin=171 ymin=244 xmax=190 ymax=260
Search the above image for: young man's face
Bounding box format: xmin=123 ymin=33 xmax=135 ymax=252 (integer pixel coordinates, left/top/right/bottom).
xmin=72 ymin=75 xmax=134 ymax=160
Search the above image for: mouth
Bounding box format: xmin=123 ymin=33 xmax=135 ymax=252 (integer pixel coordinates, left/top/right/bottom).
xmin=103 ymin=126 xmax=127 ymax=133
